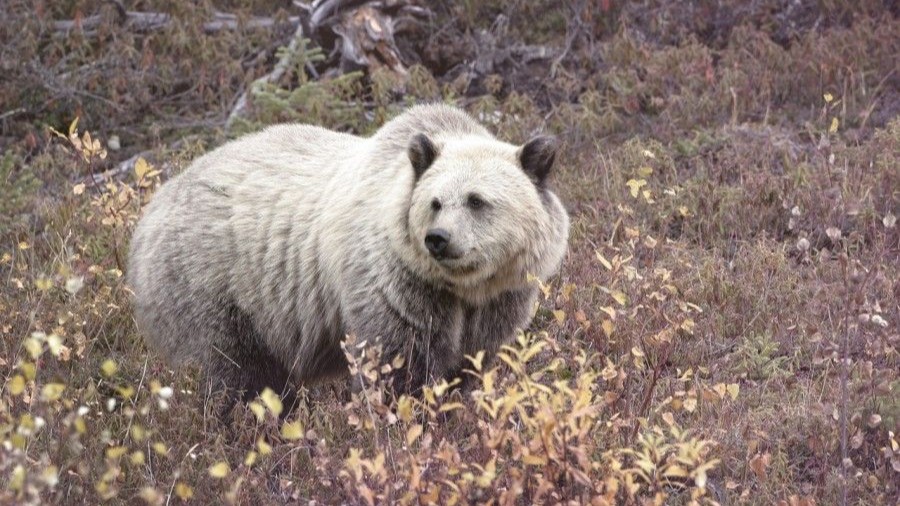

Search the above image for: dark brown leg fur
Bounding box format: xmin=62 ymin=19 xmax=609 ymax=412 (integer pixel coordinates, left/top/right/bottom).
xmin=208 ymin=303 xmax=298 ymax=419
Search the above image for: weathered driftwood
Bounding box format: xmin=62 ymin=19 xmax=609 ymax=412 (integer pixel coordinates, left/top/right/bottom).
xmin=308 ymin=0 xmax=433 ymax=75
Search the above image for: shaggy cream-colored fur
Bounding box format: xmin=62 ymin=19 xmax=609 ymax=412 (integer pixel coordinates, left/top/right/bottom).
xmin=128 ymin=104 xmax=569 ymax=407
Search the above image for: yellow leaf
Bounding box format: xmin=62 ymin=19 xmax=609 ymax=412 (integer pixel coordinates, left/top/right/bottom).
xmin=8 ymin=375 xmax=25 ymax=395
xmin=105 ymin=446 xmax=128 ymax=459
xmin=208 ymin=461 xmax=230 ymax=478
xmin=68 ymin=117 xmax=80 ymax=137
xmin=257 ymin=437 xmax=272 ymax=455
xmin=601 ymin=360 xmax=618 ymax=381
xmin=47 ymin=334 xmax=64 ymax=356
xmin=100 ymin=359 xmax=117 ymax=378
xmin=24 ymin=336 xmax=42 ymax=359
xmin=26 ymin=359 xmax=44 ymax=378
xmin=41 ymin=465 xmax=59 ymax=487
xmin=625 ymin=179 xmax=647 ymax=198
xmin=406 ymin=424 xmax=423 ymax=446
xmin=695 ymin=468 xmax=709 ymax=489
xmin=682 ymin=397 xmax=697 ymax=413
xmin=433 ymin=379 xmax=453 ymax=397
xmin=553 ymin=310 xmax=566 ymax=324
xmin=661 ymin=412 xmax=675 ymax=426
xmin=466 ymin=351 xmax=485 ymax=372
xmin=630 ymin=346 xmax=644 ymax=358
xmin=9 ymin=465 xmax=25 ymax=492
xmin=248 ymin=401 xmax=266 ymax=422
xmin=134 ymin=158 xmax=151 ymax=180
xmin=138 ymin=487 xmax=162 ymax=504
xmin=829 ymin=117 xmax=839 ymax=133
xmin=259 ymin=388 xmax=283 ymax=417
xmin=560 ymin=283 xmax=575 ymax=301
xmin=713 ymin=383 xmax=727 ymax=398
xmin=476 ymin=458 xmax=497 ymax=487
xmin=175 ymin=482 xmax=194 ymax=501
xmin=42 ymin=382 xmax=66 ymax=401
xmin=73 ymin=183 xmax=86 ymax=195
xmin=439 ymin=402 xmax=465 ymax=413
xmin=35 ymin=276 xmax=53 ymax=292
xmin=481 ymin=369 xmax=496 ymax=394
xmin=116 ymin=385 xmax=135 ymax=399
xmin=823 ymin=93 xmax=833 ymax=103
xmin=396 ymin=395 xmax=414 ymax=422
xmin=281 ymin=420 xmax=303 ymax=440
xmin=523 ymin=454 xmax=547 ymax=466
xmin=611 ymin=290 xmax=628 ymax=306
xmin=601 ymin=319 xmax=614 ymax=338
xmin=422 ymin=386 xmax=436 ymax=406
xmin=664 ymin=464 xmax=689 ymax=478
xmin=726 ymin=383 xmax=740 ymax=400
xmin=128 ymin=422 xmax=146 ymax=441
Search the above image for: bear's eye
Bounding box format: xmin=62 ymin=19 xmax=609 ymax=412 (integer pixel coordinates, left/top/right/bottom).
xmin=431 ymin=199 xmax=442 ymax=212
xmin=467 ymin=194 xmax=486 ymax=210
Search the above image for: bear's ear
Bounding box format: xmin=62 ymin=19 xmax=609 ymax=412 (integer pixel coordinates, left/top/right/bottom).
xmin=519 ymin=135 xmax=558 ymax=186
xmin=408 ymin=134 xmax=438 ymax=179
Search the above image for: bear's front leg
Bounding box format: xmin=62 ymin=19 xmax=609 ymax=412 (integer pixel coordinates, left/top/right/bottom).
xmin=343 ymin=280 xmax=462 ymax=396
xmin=450 ymin=288 xmax=538 ymax=388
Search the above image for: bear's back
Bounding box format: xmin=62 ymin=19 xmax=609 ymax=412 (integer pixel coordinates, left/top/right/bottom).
xmin=128 ymin=123 xmax=365 ymax=364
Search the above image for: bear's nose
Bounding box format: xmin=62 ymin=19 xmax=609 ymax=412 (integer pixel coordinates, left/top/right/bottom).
xmin=424 ymin=228 xmax=450 ymax=257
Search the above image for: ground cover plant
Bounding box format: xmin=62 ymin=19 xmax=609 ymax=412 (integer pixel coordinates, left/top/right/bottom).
xmin=1 ymin=1 xmax=898 ymax=504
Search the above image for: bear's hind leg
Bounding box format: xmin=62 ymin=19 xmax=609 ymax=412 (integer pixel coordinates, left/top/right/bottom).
xmin=206 ymin=304 xmax=297 ymax=418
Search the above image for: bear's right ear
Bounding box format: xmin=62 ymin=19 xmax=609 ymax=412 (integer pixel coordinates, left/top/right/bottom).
xmin=409 ymin=133 xmax=438 ymax=179
xmin=519 ymin=135 xmax=558 ymax=187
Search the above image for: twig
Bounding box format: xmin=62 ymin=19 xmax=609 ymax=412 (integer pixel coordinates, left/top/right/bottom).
xmin=0 ymin=108 xmax=26 ymax=121
xmin=838 ymin=255 xmax=849 ymax=506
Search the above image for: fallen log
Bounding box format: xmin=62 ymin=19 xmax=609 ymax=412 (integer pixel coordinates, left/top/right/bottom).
xmin=53 ymin=11 xmax=300 ymax=36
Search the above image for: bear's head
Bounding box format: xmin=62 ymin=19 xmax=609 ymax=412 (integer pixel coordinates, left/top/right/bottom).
xmin=405 ymin=133 xmax=569 ymax=301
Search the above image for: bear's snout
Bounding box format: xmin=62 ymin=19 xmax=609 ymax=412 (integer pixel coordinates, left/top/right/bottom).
xmin=424 ymin=228 xmax=451 ymax=258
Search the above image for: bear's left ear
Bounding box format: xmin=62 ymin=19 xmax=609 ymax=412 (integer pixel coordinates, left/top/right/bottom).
xmin=409 ymin=133 xmax=438 ymax=179
xmin=519 ymin=135 xmax=558 ymax=186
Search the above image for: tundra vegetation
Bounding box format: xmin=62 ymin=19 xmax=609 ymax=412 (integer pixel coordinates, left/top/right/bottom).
xmin=0 ymin=1 xmax=897 ymax=504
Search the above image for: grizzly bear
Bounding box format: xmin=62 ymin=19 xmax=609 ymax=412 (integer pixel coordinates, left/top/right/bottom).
xmin=128 ymin=104 xmax=569 ymax=409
